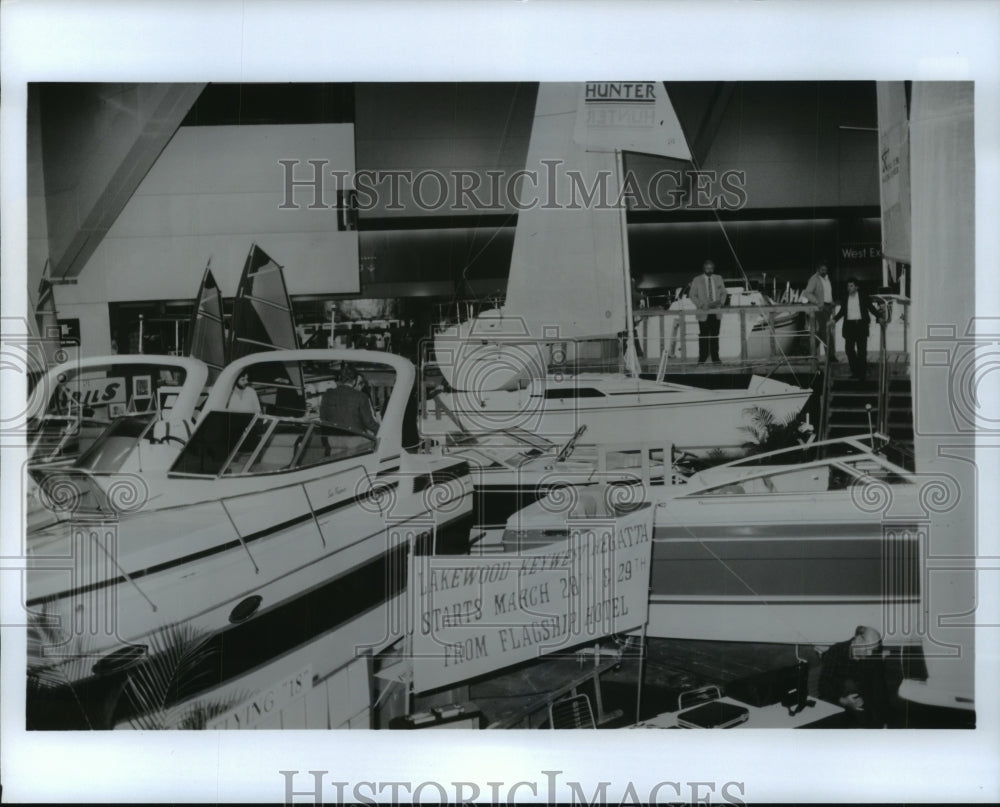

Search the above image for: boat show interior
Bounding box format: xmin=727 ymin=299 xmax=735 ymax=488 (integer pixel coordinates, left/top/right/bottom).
xmin=20 ymin=79 xmax=977 ymax=734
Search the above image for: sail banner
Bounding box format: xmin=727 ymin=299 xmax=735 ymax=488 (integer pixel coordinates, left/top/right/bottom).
xmin=876 ymin=82 xmax=912 ymax=263
xmin=230 ymin=245 xmax=300 ymax=360
xmin=188 ymin=264 xmax=226 ymax=382
xmin=409 ymin=505 xmax=653 ymax=693
xmin=573 ymin=82 xmax=691 ymax=161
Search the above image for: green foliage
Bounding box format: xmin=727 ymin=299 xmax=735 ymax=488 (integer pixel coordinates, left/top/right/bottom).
xmin=739 ymin=406 xmax=808 ymax=454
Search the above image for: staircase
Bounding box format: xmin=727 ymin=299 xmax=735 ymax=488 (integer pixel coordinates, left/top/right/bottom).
xmin=826 ymin=373 xmax=913 ymax=445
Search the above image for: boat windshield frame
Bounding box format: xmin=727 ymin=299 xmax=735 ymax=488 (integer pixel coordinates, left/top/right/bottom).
xmin=169 ymin=411 xmax=377 ymax=479
xmin=71 ymin=413 xmax=159 ymax=473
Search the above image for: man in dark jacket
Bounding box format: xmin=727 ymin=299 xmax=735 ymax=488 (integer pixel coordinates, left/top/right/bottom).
xmin=833 ymin=278 xmax=883 ymax=380
xmin=818 ymin=625 xmax=891 ymax=727
xmin=320 ymin=364 xmax=378 ymax=437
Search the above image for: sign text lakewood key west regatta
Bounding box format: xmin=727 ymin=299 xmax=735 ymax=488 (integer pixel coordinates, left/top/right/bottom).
xmin=410 ymin=507 xmax=653 ymax=692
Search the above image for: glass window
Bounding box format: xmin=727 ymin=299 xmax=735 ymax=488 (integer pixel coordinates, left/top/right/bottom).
xmin=222 ymin=419 xmax=272 ymax=475
xmin=246 ymin=420 xmax=312 ymax=473
xmin=171 ymin=411 xmax=256 ymax=476
xmin=74 ymin=415 xmax=156 ymax=472
xmin=294 ymin=422 xmax=375 ymax=469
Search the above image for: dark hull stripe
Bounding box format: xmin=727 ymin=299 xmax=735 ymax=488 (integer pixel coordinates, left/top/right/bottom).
xmin=653 ymin=522 xmax=882 ymax=540
xmin=27 ymin=479 xmax=445 ymax=606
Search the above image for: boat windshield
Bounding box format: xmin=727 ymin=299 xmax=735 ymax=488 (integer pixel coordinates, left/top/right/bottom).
xmin=74 ymin=414 xmax=158 ymax=472
xmin=717 ymin=439 xmax=869 ymax=468
xmin=28 ymin=416 xmax=112 ymax=464
xmin=170 ymin=411 xmax=376 ymax=477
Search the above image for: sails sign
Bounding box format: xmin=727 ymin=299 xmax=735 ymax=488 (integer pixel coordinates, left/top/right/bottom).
xmin=409 ymin=504 xmax=653 ymax=693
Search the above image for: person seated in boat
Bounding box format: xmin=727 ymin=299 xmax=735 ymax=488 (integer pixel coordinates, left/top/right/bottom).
xmin=226 ymin=371 xmax=261 ymax=414
xmin=319 ymin=364 xmax=379 ymax=440
xmin=818 ymin=625 xmax=891 ymax=727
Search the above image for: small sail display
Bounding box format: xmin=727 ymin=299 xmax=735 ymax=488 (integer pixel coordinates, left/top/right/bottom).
xmin=187 ymin=263 xmax=226 ymax=382
xmin=229 ymin=244 xmax=300 ymax=359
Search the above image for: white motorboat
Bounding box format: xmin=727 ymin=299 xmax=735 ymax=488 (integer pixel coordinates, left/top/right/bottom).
xmin=500 ymin=434 xmax=926 ymax=646
xmin=425 ymin=83 xmax=812 ymax=448
xmin=26 ymin=354 xmax=208 ymax=474
xmin=25 ymin=349 xmax=473 ymax=729
xmin=430 ymin=426 xmax=669 ymax=551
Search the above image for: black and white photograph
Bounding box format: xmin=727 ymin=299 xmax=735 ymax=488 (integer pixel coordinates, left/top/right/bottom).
xmin=2 ymin=2 xmax=998 ymax=804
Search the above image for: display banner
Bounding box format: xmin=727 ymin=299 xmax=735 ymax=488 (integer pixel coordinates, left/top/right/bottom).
xmin=66 ymin=376 xmax=127 ymax=407
xmin=876 ymin=81 xmax=912 ymax=263
xmin=410 ymin=504 xmax=653 ymax=693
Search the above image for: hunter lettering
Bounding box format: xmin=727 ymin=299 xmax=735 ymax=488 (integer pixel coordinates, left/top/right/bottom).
xmin=584 ymin=82 xmax=657 ymax=101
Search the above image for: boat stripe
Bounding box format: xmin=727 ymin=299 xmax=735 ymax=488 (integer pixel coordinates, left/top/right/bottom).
xmin=27 ymin=482 xmax=413 ymax=606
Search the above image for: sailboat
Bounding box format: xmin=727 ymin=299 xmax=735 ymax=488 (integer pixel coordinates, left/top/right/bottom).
xmin=25 ymin=349 xmax=474 ymax=729
xmin=424 ymin=83 xmax=811 ymax=452
xmin=187 ymin=262 xmax=226 ymax=383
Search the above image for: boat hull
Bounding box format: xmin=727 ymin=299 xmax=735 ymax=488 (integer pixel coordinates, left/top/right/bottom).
xmin=423 ymin=376 xmax=811 ymax=453
xmin=25 ymin=459 xmax=474 ymax=729
xmin=646 ymin=514 xmax=923 ymax=645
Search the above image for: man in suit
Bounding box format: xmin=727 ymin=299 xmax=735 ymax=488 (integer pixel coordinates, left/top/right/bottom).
xmin=320 ymin=363 xmax=378 ymax=438
xmin=803 ymin=261 xmax=837 ymax=360
xmin=689 ymin=259 xmax=726 ymax=363
xmin=833 ymin=278 xmax=883 ymax=380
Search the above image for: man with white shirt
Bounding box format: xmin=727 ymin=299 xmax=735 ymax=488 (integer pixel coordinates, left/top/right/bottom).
xmin=689 ymin=259 xmax=726 ymax=363
xmin=833 ymin=278 xmax=883 ymax=380
xmin=803 ymin=261 xmax=837 ymax=360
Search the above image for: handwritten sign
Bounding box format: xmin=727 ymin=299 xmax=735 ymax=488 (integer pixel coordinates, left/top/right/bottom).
xmin=410 ymin=506 xmax=653 ymax=693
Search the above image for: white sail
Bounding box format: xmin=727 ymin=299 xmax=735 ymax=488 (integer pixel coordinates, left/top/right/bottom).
xmin=502 ymin=84 xmax=628 ymax=341
xmin=572 ymin=81 xmax=692 ymax=160
xmin=501 ymin=82 xmax=692 ymax=342
xmin=903 ymin=81 xmax=976 ymax=711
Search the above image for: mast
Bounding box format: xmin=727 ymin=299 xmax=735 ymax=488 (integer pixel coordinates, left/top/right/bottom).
xmin=616 ymin=148 xmax=640 ymax=377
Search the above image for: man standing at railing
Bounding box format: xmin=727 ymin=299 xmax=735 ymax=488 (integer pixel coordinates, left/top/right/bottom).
xmin=689 ymin=259 xmax=726 ymax=363
xmin=833 ymin=278 xmax=883 ymax=381
xmin=804 ymin=261 xmax=837 ymax=361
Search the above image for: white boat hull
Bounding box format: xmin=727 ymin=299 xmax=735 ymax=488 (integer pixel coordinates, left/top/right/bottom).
xmin=423 ymin=374 xmax=811 ymax=453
